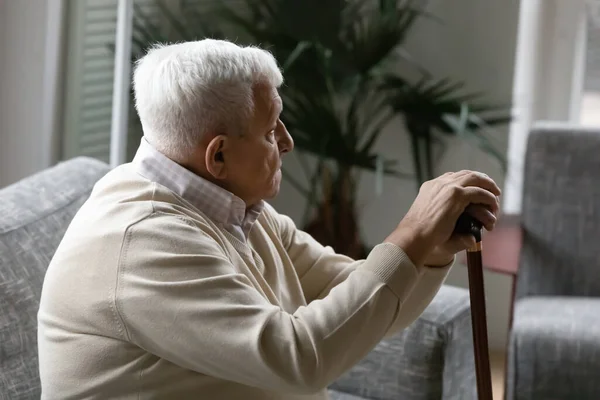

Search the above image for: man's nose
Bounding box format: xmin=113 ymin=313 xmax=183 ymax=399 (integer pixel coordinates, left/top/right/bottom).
xmin=278 ymin=122 xmax=294 ymax=154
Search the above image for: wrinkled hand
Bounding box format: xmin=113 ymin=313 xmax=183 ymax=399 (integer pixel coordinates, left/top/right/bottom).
xmin=385 ymin=170 xmax=501 ymax=266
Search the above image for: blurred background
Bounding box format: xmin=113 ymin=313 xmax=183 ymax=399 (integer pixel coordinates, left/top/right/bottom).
xmin=1 ymin=0 xmax=600 ymax=397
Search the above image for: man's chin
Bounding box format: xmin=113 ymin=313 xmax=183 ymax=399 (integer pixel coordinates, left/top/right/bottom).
xmin=261 ymin=172 xmax=282 ymax=200
xmin=265 ymin=179 xmax=282 ymax=199
xmin=265 ymin=185 xmax=280 ymax=200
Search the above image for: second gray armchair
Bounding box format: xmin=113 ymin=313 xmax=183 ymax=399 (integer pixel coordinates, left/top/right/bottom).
xmin=506 ymin=125 xmax=600 ymax=400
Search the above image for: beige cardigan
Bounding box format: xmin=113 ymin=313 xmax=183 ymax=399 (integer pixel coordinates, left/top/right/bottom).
xmin=37 ymin=164 xmax=452 ymax=399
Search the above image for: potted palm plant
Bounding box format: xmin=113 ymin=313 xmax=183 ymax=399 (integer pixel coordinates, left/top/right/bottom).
xmin=124 ymin=0 xmax=510 ymax=259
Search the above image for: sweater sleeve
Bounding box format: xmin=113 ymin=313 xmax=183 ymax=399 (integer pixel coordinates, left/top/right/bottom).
xmin=267 ymin=207 xmax=360 ymax=302
xmin=116 ymin=213 xmax=449 ymax=395
xmin=267 ymin=204 xmax=453 ymax=337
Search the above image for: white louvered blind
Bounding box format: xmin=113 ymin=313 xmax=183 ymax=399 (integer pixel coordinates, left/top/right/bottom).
xmin=62 ymin=0 xmax=162 ymax=163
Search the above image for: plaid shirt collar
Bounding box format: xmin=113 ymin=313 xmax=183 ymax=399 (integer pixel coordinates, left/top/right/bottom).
xmin=132 ymin=138 xmax=264 ymax=240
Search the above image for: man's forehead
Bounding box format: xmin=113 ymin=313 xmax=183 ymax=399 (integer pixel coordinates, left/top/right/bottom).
xmin=272 ymin=93 xmax=283 ymax=113
xmin=255 ymin=84 xmax=282 ymax=117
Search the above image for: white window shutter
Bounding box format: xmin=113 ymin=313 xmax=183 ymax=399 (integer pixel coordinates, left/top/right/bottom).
xmin=62 ymin=0 xmax=160 ymax=163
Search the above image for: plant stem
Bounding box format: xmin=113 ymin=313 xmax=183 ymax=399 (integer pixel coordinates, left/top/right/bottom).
xmin=301 ymin=161 xmax=324 ymax=226
xmin=424 ymin=126 xmax=434 ymax=180
xmin=407 ymin=121 xmax=424 ymax=192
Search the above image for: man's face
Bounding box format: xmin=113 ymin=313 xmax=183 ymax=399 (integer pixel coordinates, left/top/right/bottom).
xmin=223 ymin=84 xmax=294 ymax=206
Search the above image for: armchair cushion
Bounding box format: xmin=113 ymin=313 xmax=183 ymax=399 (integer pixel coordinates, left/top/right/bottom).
xmin=507 ymin=297 xmax=600 ymax=400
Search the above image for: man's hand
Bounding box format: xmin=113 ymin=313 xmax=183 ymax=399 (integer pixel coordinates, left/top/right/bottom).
xmin=385 ymin=170 xmax=501 ymax=266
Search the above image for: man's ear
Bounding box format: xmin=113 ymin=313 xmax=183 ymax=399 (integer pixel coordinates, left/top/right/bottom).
xmin=205 ymin=135 xmax=228 ymax=179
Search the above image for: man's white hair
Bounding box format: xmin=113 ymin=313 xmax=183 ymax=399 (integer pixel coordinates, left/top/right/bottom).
xmin=133 ymin=39 xmax=283 ymax=160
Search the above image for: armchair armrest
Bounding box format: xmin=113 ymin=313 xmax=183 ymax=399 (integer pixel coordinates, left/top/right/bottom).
xmin=329 ymin=285 xmax=476 ymax=400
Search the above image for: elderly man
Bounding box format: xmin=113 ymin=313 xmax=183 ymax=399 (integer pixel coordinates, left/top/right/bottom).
xmin=38 ymin=39 xmax=500 ymax=399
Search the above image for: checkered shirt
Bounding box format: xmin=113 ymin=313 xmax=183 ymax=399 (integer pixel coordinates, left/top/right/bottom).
xmin=132 ymin=138 xmax=263 ymax=242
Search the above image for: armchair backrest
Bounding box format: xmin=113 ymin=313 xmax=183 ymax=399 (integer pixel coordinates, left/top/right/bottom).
xmin=516 ymin=125 xmax=600 ymax=299
xmin=0 ymin=157 xmax=109 ymax=400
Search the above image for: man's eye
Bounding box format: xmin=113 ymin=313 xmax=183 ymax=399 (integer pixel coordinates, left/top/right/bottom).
xmin=267 ymin=130 xmax=275 ymax=141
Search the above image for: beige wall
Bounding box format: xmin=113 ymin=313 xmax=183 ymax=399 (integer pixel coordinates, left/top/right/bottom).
xmin=0 ymin=0 xmax=49 ymax=188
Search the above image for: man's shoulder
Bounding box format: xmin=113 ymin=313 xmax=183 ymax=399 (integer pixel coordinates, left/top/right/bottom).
xmin=127 ymin=207 xmax=222 ymax=241
xmin=122 ymin=203 xmax=232 ymax=262
xmin=72 ymin=164 xmax=156 ymax=231
xmin=60 ymin=165 xmax=222 ymax=260
xmin=82 ymin=164 xmax=209 ymax=226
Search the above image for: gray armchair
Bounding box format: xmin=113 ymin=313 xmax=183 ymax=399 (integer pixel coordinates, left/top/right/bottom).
xmin=0 ymin=157 xmax=476 ymax=400
xmin=506 ymin=125 xmax=600 ymax=400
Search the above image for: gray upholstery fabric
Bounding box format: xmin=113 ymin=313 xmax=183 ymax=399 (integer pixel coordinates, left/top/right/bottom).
xmin=507 ymin=126 xmax=600 ymax=400
xmin=0 ymin=157 xmax=110 ymax=400
xmin=328 ymin=390 xmax=373 ymax=400
xmin=507 ymin=297 xmax=600 ymax=400
xmin=0 ymin=156 xmax=475 ymax=400
xmin=516 ymin=127 xmax=600 ymax=299
xmin=329 ymin=285 xmax=476 ymax=400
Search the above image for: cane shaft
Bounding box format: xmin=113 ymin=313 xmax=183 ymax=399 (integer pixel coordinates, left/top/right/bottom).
xmin=467 ymin=244 xmax=493 ymax=400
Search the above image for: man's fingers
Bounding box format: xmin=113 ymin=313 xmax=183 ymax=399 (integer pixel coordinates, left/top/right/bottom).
xmin=465 ymin=204 xmax=497 ymax=231
xmin=458 ymin=171 xmax=502 ymax=196
xmin=449 ymin=170 xmax=472 ymax=177
xmin=461 ymin=186 xmax=499 ymax=213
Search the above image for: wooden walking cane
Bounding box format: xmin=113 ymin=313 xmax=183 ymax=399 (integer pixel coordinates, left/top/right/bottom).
xmin=455 ymin=213 xmax=493 ymax=400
